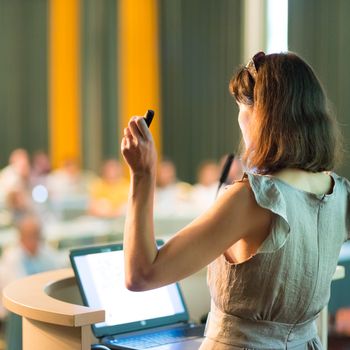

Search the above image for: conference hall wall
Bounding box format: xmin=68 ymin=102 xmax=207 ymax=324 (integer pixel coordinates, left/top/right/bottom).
xmin=1 ymin=0 xmax=348 ymax=181
xmin=0 ymin=0 xmax=242 ymax=183
xmin=289 ymin=0 xmax=350 ymax=178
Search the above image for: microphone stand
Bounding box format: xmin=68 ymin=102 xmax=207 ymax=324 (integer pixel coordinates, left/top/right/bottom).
xmin=215 ymin=154 xmax=234 ymax=199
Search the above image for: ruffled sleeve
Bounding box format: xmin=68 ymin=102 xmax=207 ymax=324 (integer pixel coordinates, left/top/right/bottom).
xmin=246 ymin=172 xmax=291 ymax=253
xmin=344 ymin=177 xmax=350 ymax=241
xmin=333 ymin=173 xmax=350 ymax=242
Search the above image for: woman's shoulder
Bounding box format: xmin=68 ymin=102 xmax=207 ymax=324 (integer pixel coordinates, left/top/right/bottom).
xmin=224 ymin=172 xmax=276 ymax=201
xmin=220 ymin=174 xmax=276 ymax=223
xmin=213 ymin=175 xmax=274 ymax=241
xmin=331 ymin=171 xmax=350 ymax=188
xmin=227 ymin=171 xmax=290 ymax=225
xmin=234 ymin=172 xmax=282 ymax=203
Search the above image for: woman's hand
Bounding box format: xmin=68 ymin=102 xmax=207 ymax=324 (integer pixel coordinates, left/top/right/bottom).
xmin=121 ymin=116 xmax=157 ymax=177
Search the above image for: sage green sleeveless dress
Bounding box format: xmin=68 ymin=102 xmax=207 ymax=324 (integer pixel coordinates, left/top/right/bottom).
xmin=200 ymin=172 xmax=350 ymax=350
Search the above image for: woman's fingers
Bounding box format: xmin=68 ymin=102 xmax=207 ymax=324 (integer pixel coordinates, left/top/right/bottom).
xmin=121 ymin=135 xmax=130 ymax=151
xmin=126 ymin=116 xmax=152 ymax=141
xmin=122 ymin=116 xmax=153 ymax=154
xmin=124 ymin=127 xmax=131 ymax=137
xmin=136 ymin=117 xmax=152 ymax=140
xmin=128 ymin=117 xmax=144 ymax=141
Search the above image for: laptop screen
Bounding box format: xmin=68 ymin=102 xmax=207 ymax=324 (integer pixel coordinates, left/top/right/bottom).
xmin=70 ymin=243 xmax=189 ymax=338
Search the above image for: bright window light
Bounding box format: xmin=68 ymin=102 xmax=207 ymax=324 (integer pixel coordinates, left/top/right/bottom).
xmin=266 ymin=0 xmax=288 ymax=53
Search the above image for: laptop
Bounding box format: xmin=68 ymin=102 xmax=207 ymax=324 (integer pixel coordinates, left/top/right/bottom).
xmin=70 ymin=242 xmax=205 ymax=349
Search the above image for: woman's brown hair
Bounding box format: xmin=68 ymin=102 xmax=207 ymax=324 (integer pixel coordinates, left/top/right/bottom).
xmin=229 ymin=52 xmax=342 ymax=174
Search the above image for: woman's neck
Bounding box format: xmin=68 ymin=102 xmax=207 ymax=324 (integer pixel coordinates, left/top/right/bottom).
xmin=271 ymin=168 xmax=333 ymax=195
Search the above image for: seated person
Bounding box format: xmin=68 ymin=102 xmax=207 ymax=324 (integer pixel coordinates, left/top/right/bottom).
xmin=46 ymin=158 xmax=96 ymax=219
xmin=29 ymin=150 xmax=51 ymax=188
xmin=154 ymin=159 xmax=192 ymax=218
xmin=0 ymin=215 xmax=64 ymax=349
xmin=219 ymin=154 xmax=244 ymax=185
xmin=0 ymin=149 xmax=31 ymax=209
xmin=190 ymin=160 xmax=220 ymax=215
xmin=88 ymin=159 xmax=129 ymax=217
xmin=6 ymin=188 xmax=36 ymax=225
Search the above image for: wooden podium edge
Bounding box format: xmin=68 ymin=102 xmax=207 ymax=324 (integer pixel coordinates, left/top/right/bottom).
xmin=2 ymin=268 xmax=105 ymax=327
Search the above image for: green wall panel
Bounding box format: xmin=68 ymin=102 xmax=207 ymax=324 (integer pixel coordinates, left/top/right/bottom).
xmin=289 ymin=0 xmax=350 ymax=178
xmin=81 ymin=0 xmax=118 ymax=172
xmin=0 ymin=0 xmax=48 ymax=167
xmin=159 ymin=0 xmax=242 ymax=183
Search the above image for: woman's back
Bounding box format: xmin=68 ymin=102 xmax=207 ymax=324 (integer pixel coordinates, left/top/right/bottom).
xmin=202 ymin=171 xmax=349 ymax=349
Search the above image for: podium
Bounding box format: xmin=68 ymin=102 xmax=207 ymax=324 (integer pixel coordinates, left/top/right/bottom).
xmin=2 ymin=268 xmax=104 ymax=350
xmin=3 ymin=265 xmax=343 ymax=349
xmin=2 ymin=263 xmax=210 ymax=350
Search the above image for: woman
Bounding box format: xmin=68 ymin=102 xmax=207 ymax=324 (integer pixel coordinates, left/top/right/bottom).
xmin=121 ymin=52 xmax=350 ymax=349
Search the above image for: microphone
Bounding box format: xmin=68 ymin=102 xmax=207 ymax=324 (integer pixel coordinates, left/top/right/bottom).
xmin=215 ymin=153 xmax=234 ymax=199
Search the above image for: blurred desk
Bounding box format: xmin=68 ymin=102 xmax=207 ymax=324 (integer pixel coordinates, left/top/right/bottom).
xmin=0 ymin=215 xmax=195 ymax=253
xmin=0 ymin=215 xmax=210 ymax=326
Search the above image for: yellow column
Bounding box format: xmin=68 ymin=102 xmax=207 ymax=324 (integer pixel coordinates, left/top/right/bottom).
xmin=49 ymin=0 xmax=81 ymax=168
xmin=118 ymin=0 xmax=162 ymax=155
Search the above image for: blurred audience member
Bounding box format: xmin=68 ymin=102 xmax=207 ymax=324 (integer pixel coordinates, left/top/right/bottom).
xmin=0 ymin=215 xmax=64 ymax=349
xmin=47 ymin=158 xmax=94 ymax=198
xmin=0 ymin=149 xmax=31 ymax=207
xmin=30 ymin=150 xmax=51 ymax=187
xmin=220 ymin=155 xmax=244 ymax=185
xmin=89 ymin=159 xmax=129 ymax=217
xmin=0 ymin=215 xmax=63 ymax=313
xmin=28 ymin=151 xmax=52 ymax=222
xmin=6 ymin=189 xmax=35 ymax=224
xmin=154 ymin=159 xmax=192 ymax=218
xmin=46 ymin=158 xmax=96 ymax=219
xmin=335 ymin=308 xmax=350 ymax=335
xmin=190 ymin=160 xmax=220 ymax=215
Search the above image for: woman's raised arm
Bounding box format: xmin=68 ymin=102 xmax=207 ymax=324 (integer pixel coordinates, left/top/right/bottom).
xmin=121 ymin=116 xmax=272 ymax=291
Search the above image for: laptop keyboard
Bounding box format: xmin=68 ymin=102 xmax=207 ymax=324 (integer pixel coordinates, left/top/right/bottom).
xmin=107 ymin=327 xmax=200 ymax=349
